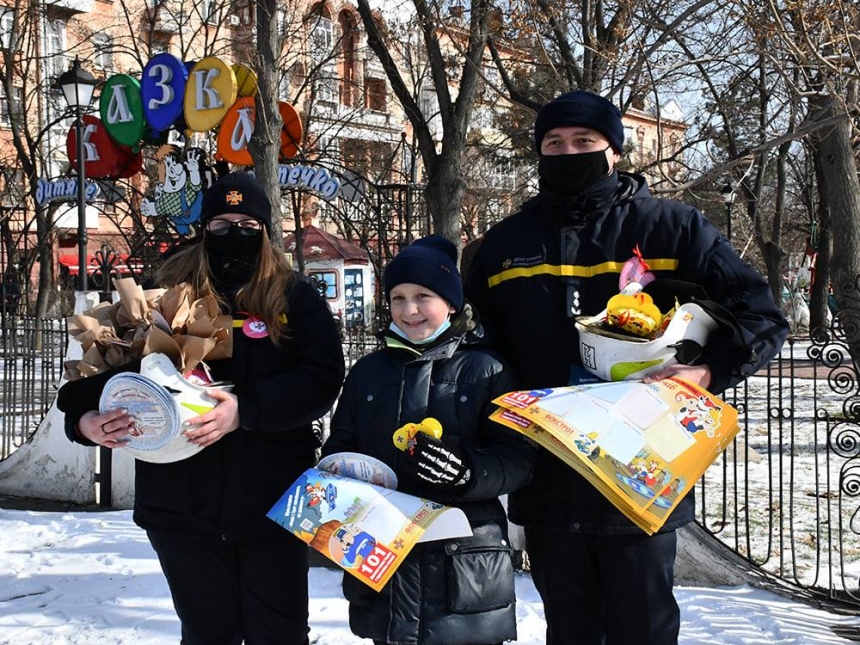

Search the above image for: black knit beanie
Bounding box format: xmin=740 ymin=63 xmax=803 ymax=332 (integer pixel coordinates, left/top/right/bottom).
xmin=534 ymin=91 xmax=625 ymax=154
xmin=384 ymin=235 xmax=463 ymax=311
xmin=200 ymin=171 xmax=272 ymax=234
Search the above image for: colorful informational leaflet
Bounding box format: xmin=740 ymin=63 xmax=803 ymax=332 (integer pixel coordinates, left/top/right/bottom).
xmin=268 ymin=465 xmax=471 ymax=592
xmin=492 ymin=378 xmax=739 ymax=535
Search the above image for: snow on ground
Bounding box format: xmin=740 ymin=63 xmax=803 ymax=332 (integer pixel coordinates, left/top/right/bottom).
xmin=1 ymin=508 xmax=858 ymax=644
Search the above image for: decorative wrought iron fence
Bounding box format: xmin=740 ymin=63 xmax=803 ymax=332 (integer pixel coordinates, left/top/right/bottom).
xmin=700 ymin=327 xmax=860 ymax=610
xmin=0 ymin=316 xmax=68 ymax=460
xmin=2 ymin=311 xmax=860 ymax=611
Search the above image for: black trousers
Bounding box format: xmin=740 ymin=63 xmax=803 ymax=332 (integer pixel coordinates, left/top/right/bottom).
xmin=525 ymin=527 xmax=679 ymax=645
xmin=147 ymin=529 xmax=310 ymax=645
xmin=373 ymin=642 xmax=501 ymax=645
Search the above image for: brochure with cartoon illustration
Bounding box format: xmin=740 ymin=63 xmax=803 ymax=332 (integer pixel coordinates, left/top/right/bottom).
xmin=491 ymin=377 xmax=739 ymax=535
xmin=267 ymin=467 xmax=472 ymax=591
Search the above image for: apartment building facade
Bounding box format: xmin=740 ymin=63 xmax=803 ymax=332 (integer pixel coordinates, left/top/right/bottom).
xmin=0 ymin=0 xmax=689 ymax=316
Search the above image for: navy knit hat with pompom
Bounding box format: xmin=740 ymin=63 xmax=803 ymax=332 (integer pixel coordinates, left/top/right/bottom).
xmin=534 ymin=91 xmax=625 ymax=154
xmin=384 ymin=235 xmax=463 ymax=311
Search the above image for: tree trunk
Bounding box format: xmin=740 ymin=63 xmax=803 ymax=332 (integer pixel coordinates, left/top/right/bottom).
xmin=809 ymin=225 xmax=831 ymax=335
xmin=760 ymin=240 xmax=784 ymax=309
xmin=33 ymin=242 xmax=52 ymax=320
xmin=32 ymin=201 xmax=53 ymax=321
xmin=424 ymin=152 xmax=465 ymax=244
xmin=808 ymin=94 xmax=860 ymax=361
xmin=248 ymin=0 xmax=284 ymax=250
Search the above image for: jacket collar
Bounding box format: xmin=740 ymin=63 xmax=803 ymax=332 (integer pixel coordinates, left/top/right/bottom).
xmin=525 ymin=170 xmax=646 ymax=223
xmin=383 ymin=332 xmax=462 ymax=361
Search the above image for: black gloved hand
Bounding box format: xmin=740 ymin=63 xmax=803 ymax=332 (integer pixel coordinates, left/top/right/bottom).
xmin=405 ymin=433 xmax=471 ymax=488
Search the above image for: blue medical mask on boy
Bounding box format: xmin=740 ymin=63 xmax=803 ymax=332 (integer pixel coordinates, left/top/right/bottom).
xmin=389 ymin=319 xmax=452 ymax=345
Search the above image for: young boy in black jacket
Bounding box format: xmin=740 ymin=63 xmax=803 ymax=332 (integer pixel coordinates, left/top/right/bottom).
xmin=322 ymin=235 xmax=535 ymax=645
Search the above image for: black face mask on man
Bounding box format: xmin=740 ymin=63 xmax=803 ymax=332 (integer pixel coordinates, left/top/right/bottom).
xmin=204 ymin=226 xmax=263 ymax=287
xmin=538 ymin=147 xmax=612 ymax=197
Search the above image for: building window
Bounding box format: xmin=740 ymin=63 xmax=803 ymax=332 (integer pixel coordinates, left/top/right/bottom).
xmin=279 ymin=70 xmax=291 ymax=100
xmin=419 ymin=87 xmax=435 ymax=116
xmin=311 ymin=15 xmax=334 ymax=61
xmin=0 ymin=85 xmax=23 ymax=126
xmin=93 ymin=34 xmax=113 ymax=71
xmin=488 ymin=156 xmax=515 ymax=191
xmin=314 ymin=134 xmax=339 ymax=158
xmin=481 ymin=66 xmax=499 ymax=101
xmin=365 ymin=78 xmax=386 ymax=112
xmin=310 ymin=13 xmax=338 ymax=104
xmin=0 ymin=10 xmax=14 ymax=50
xmin=339 ymin=11 xmax=357 ymax=107
xmin=0 ymin=167 xmax=24 ymax=209
xmin=201 ymin=0 xmax=217 ymax=23
xmin=624 ymin=125 xmax=636 ymax=145
xmin=315 ymin=71 xmax=337 ymax=105
xmin=233 ymin=0 xmax=253 ymax=26
xmin=308 ymin=270 xmax=338 ymax=300
xmin=289 ymin=62 xmax=305 ymax=88
xmin=419 ymin=87 xmax=441 ymax=137
xmin=44 ymin=20 xmax=65 ymax=85
xmin=473 ymin=105 xmax=492 ymax=129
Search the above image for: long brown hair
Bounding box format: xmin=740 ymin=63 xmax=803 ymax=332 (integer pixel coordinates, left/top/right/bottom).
xmin=156 ymin=230 xmax=295 ymax=344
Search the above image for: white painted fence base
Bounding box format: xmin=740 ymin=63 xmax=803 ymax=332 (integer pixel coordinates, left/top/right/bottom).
xmin=0 ymin=291 xmax=135 ymax=508
xmin=0 ymin=398 xmax=135 ymax=508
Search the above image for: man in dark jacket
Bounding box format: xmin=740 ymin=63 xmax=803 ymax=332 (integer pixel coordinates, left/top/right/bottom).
xmin=464 ymin=91 xmax=788 ymax=645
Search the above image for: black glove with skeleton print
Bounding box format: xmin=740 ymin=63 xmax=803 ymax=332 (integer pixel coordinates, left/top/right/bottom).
xmin=404 ymin=433 xmax=472 ymax=489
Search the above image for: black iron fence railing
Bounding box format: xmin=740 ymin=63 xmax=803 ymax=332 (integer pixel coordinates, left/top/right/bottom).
xmin=0 ymin=316 xmax=68 ymax=460
xmin=701 ymin=330 xmax=860 ymax=610
xmin=2 ymin=316 xmax=860 ymax=610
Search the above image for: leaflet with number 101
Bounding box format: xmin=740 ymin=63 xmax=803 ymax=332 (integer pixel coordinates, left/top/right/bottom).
xmin=267 ymin=467 xmax=472 ymax=591
xmin=491 ymin=377 xmax=739 ymax=535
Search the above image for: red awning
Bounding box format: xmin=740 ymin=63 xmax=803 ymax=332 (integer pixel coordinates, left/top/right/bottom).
xmin=58 ymin=253 xmax=141 ymax=277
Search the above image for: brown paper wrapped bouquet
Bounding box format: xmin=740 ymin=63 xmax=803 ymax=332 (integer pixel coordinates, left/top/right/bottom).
xmin=64 ymin=277 xmax=232 ymax=381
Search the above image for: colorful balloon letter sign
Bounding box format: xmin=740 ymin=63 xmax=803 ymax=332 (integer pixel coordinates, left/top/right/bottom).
xmin=216 ymin=96 xmax=256 ymax=166
xmin=64 ymin=55 xmax=303 ymax=187
xmin=183 ymin=57 xmax=238 ymax=133
xmin=99 ymin=74 xmax=147 ymax=150
xmin=66 ymin=114 xmax=142 ymax=180
xmin=141 ymin=53 xmax=189 ymax=134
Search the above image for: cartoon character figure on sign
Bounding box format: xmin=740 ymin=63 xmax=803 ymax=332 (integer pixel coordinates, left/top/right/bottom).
xmin=305 ymin=482 xmax=338 ymax=512
xmin=629 ymin=457 xmax=660 ymax=487
xmin=140 ymin=145 xmax=208 ymax=234
xmin=573 ymin=431 xmax=599 ymax=457
xmin=674 ymin=391 xmax=721 ymax=437
xmin=330 ymin=524 xmax=377 ymax=568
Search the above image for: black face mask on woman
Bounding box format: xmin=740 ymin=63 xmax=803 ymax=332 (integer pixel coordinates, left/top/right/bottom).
xmin=538 ymin=147 xmax=612 ymax=197
xmin=204 ymin=226 xmax=263 ymax=288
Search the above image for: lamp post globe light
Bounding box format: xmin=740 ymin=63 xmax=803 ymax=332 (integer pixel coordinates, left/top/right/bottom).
xmin=56 ymin=57 xmax=100 ymax=292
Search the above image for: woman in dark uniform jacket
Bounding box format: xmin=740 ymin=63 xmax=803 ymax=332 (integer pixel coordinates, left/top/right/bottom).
xmin=58 ymin=172 xmax=345 ymax=645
